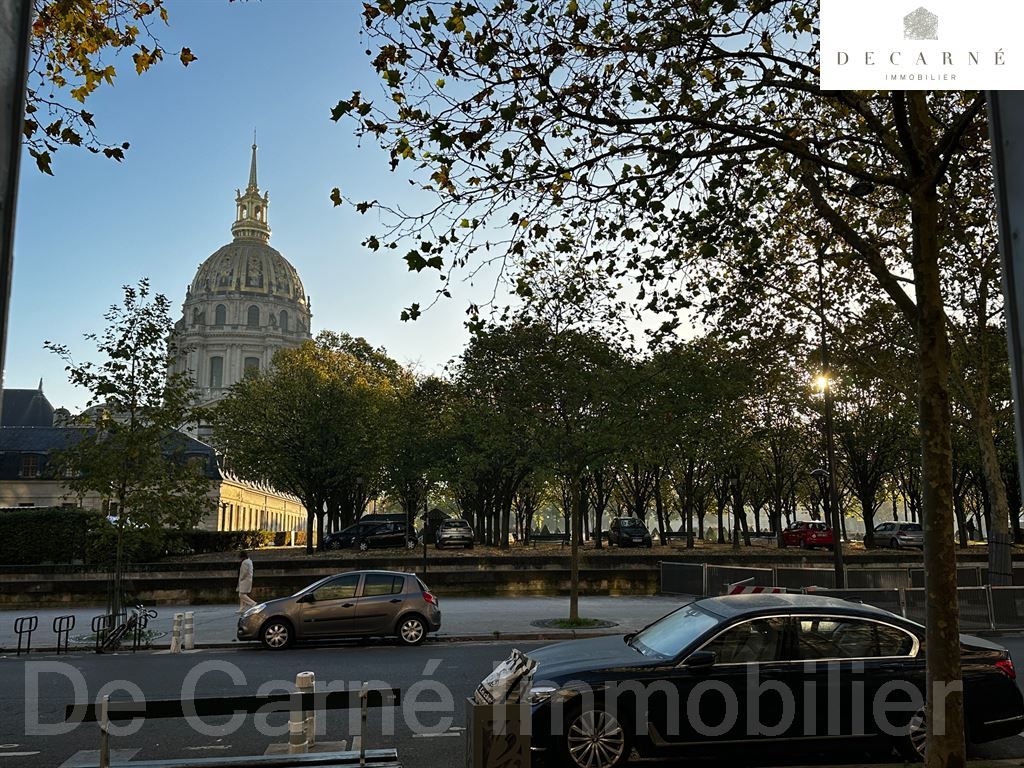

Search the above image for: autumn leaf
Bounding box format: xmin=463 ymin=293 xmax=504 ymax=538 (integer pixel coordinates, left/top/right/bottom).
xmin=179 ymin=48 xmax=197 ymax=66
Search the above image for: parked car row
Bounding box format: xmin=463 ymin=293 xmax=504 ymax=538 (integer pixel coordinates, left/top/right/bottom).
xmin=779 ymin=520 xmax=924 ymax=550
xmin=318 ymin=516 xmax=923 ymax=554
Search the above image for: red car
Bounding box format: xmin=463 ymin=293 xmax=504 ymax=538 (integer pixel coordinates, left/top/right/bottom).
xmin=782 ymin=521 xmax=835 ymax=550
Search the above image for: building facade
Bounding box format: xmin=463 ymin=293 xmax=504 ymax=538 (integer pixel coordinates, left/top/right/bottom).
xmin=0 ymin=426 xmax=306 ymax=532
xmin=170 ymin=142 xmax=313 ymax=412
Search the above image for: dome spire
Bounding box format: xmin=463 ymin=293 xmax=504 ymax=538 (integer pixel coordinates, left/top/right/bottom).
xmin=231 ymin=134 xmax=271 ymax=242
xmin=247 ymin=129 xmax=258 ymax=192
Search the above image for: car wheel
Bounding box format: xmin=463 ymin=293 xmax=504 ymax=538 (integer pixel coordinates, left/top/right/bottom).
xmin=890 ymin=538 xmax=901 ymax=550
xmin=559 ymin=705 xmax=631 ymax=768
xmin=260 ymin=618 xmax=293 ymax=650
xmin=406 ymin=538 xmax=417 ymax=550
xmin=466 ymin=543 xmax=473 ymax=550
xmin=396 ymin=614 xmax=427 ymax=646
xmin=359 ymin=541 xmax=369 ymax=551
xmin=801 ymin=540 xmax=810 ymax=550
xmin=894 ymin=707 xmax=926 ymax=762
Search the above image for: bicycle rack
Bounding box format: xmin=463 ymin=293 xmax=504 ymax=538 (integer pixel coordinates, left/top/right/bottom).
xmin=14 ymin=615 xmax=38 ymax=656
xmin=132 ymin=609 xmax=156 ymax=652
xmin=91 ymin=614 xmax=114 ymax=654
xmin=53 ymin=615 xmax=75 ymax=655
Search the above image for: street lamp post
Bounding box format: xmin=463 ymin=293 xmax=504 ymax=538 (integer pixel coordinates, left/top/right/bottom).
xmin=816 ymin=252 xmax=846 ymax=589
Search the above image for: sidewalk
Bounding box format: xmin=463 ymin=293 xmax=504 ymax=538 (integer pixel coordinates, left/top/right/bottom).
xmin=0 ymin=594 xmax=689 ymax=652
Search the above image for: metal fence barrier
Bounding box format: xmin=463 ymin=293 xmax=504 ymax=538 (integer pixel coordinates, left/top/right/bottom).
xmin=991 ymin=587 xmax=1024 ymax=628
xmin=844 ymin=569 xmax=911 ymax=590
xmin=659 ymin=562 xmax=706 ymax=596
xmin=774 ymin=567 xmax=835 ymax=590
xmin=909 ymin=567 xmax=985 ymax=588
xmin=659 ymin=564 xmax=1024 ymax=630
xmin=706 ymin=565 xmax=774 ymax=596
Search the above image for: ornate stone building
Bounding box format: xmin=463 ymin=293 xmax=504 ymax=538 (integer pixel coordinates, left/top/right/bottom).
xmin=171 ymin=142 xmax=312 ymax=414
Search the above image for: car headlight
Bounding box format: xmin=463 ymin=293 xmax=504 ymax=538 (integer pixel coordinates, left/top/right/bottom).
xmin=242 ymin=603 xmax=267 ymax=618
xmin=528 ymin=686 xmax=558 ymax=704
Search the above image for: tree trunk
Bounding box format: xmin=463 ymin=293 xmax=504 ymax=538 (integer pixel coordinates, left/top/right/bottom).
xmin=653 ymin=467 xmax=666 ymax=545
xmin=860 ymin=493 xmax=877 ymax=548
xmin=685 ymin=458 xmax=696 ymax=549
xmin=908 ymin=142 xmax=964 ymax=767
xmin=970 ymin=396 xmax=1013 ymax=584
xmin=569 ymin=472 xmax=583 ymax=622
xmin=315 ymin=509 xmax=325 ymax=552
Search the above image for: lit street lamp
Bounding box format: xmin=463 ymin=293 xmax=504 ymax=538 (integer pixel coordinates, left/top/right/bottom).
xmin=816 ymin=251 xmax=846 ymax=589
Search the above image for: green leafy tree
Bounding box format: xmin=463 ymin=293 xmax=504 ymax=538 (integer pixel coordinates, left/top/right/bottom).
xmin=211 ymin=333 xmax=400 ymax=553
xmin=25 ymin=0 xmax=198 ymax=173
xmin=45 ymin=279 xmax=211 ymax=617
xmin=341 ymin=5 xmax=998 ymax=755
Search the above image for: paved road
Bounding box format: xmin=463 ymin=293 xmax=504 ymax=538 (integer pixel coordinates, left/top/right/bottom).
xmin=0 ymin=595 xmax=689 ymax=651
xmin=3 ymin=637 xmax=1024 ymax=768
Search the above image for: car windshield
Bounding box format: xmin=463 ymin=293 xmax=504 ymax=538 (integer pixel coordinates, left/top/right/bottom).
xmin=629 ymin=604 xmax=722 ymax=659
xmin=444 ymin=521 xmax=470 ymax=528
xmin=621 ymin=520 xmax=646 ymax=531
xmin=902 ymin=524 xmax=923 ymax=532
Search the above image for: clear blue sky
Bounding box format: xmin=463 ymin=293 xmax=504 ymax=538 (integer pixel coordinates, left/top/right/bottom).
xmin=11 ymin=0 xmax=486 ymax=411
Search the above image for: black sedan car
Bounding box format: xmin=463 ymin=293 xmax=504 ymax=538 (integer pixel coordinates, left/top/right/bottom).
xmin=606 ymin=517 xmax=653 ymax=548
xmin=323 ymin=521 xmax=417 ymax=551
xmin=526 ymin=594 xmax=1023 ymax=768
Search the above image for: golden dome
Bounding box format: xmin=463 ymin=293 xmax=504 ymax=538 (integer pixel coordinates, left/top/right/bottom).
xmin=189 ymin=240 xmax=307 ymax=305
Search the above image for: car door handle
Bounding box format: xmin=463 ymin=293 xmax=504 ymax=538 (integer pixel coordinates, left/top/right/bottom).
xmin=389 ymin=598 xmax=402 ymax=604
xmin=342 ymin=603 xmax=355 ymax=608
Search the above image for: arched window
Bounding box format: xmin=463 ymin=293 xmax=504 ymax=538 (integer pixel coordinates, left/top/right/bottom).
xmin=214 ymin=304 xmax=227 ymax=326
xmin=209 ymin=356 xmax=224 ymax=389
xmin=192 ymin=308 xmax=202 ymax=326
xmin=247 ymin=305 xmax=259 ymax=326
xmin=244 ymin=357 xmax=260 ymax=374
xmin=279 ymin=310 xmax=288 ymax=332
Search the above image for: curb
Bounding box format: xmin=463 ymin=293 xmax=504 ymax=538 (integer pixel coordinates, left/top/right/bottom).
xmin=0 ymin=629 xmax=618 ymax=655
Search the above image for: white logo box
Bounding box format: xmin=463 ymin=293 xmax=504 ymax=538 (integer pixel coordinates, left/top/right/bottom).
xmin=819 ymin=0 xmax=1024 ymax=90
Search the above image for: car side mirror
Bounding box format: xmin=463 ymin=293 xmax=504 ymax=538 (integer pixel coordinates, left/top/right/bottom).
xmin=298 ymin=593 xmax=316 ymax=604
xmin=683 ymin=651 xmax=717 ymax=670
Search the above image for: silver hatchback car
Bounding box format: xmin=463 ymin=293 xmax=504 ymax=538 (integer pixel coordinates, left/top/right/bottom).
xmin=436 ymin=518 xmax=475 ymax=549
xmin=237 ymin=570 xmax=441 ymax=650
xmin=874 ymin=521 xmax=925 ymax=549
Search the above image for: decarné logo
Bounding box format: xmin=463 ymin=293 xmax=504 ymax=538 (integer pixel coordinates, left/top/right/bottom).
xmin=904 ymin=7 xmax=938 ymax=41
xmin=819 ymin=0 xmax=1023 ymax=91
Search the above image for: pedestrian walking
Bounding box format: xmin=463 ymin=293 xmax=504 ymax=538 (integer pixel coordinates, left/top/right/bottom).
xmin=237 ymin=550 xmax=256 ymax=613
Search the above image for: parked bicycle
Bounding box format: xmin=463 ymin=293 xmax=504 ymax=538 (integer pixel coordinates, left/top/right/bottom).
xmin=99 ymin=605 xmax=157 ymax=653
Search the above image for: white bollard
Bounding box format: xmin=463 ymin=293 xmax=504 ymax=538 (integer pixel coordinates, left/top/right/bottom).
xmin=296 ymin=671 xmax=316 ymax=749
xmin=183 ymin=611 xmax=195 ymax=651
xmin=170 ymin=613 xmax=183 ymax=654
xmin=289 ymin=671 xmax=315 ymax=754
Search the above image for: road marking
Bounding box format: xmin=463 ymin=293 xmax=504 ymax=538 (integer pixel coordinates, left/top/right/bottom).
xmin=59 ymin=749 xmax=139 ymax=767
xmin=186 ymin=745 xmax=231 ymax=751
xmin=0 ymin=752 xmax=40 ymax=758
xmin=412 ymin=732 xmax=461 ymax=738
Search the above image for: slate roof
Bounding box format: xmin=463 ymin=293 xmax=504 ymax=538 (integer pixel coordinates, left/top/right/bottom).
xmin=0 ymin=426 xmax=222 ymax=480
xmin=1 ymin=387 xmax=55 ymax=428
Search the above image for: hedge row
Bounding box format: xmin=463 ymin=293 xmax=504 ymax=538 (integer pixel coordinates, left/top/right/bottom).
xmin=0 ymin=507 xmax=96 ymax=565
xmin=0 ymin=507 xmax=281 ymax=565
xmin=184 ymin=530 xmax=275 ymax=554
